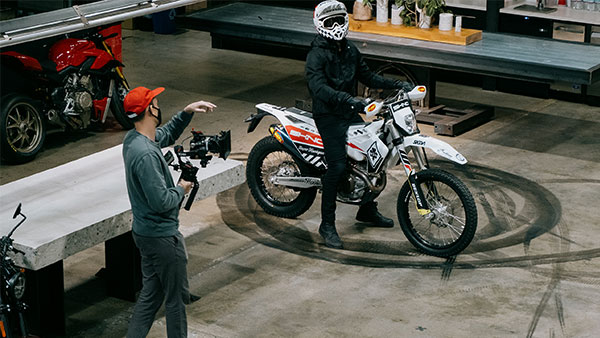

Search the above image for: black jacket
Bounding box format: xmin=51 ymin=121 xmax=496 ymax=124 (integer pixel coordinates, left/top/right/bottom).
xmin=305 ymin=35 xmax=398 ymax=119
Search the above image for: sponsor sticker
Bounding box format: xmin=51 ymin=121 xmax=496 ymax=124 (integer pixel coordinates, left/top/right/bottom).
xmin=390 ymin=100 xmax=410 ymax=113
xmin=286 ymin=126 xmax=323 ymax=147
xmin=367 ymin=142 xmax=382 ymax=167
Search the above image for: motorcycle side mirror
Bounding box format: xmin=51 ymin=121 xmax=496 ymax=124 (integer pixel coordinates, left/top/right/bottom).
xmin=13 ymin=203 xmax=22 ymax=219
xmin=407 ymin=86 xmax=427 ymax=101
xmin=364 ymin=101 xmax=383 ymax=118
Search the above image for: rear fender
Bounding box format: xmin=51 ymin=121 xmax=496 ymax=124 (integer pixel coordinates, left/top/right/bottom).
xmin=1 ymin=52 xmax=42 ymax=72
xmin=245 ymin=109 xmax=270 ymax=133
xmin=403 ymin=134 xmax=467 ymax=164
xmin=245 ymin=103 xmax=295 ymax=133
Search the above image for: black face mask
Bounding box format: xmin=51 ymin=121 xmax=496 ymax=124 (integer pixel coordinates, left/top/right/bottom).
xmin=150 ymin=105 xmax=162 ymax=126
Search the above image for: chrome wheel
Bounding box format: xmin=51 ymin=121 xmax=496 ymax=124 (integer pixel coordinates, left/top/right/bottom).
xmin=417 ymin=183 xmax=467 ymax=246
xmin=6 ymin=102 xmax=43 ymax=153
xmin=246 ymin=136 xmax=317 ymax=218
xmin=1 ymin=95 xmax=46 ymax=163
xmin=261 ymin=152 xmax=302 ymax=203
xmin=398 ymin=169 xmax=477 ymax=257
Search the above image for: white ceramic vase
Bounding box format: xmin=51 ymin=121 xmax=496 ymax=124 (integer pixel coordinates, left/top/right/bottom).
xmin=391 ymin=4 xmax=402 ymax=25
xmin=415 ymin=4 xmax=431 ymax=28
xmin=438 ymin=13 xmax=453 ymax=31
xmin=418 ymin=15 xmax=432 ymax=28
xmin=376 ymin=0 xmax=388 ymax=23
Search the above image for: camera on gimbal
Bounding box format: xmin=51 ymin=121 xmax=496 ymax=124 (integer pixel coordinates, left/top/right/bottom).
xmin=164 ymin=130 xmax=231 ymax=210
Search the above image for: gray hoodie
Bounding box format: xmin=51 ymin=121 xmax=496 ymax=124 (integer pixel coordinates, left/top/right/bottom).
xmin=122 ymin=111 xmax=193 ymax=237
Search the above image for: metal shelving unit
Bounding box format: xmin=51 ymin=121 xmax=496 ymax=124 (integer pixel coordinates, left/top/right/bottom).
xmin=0 ymin=0 xmax=203 ymax=48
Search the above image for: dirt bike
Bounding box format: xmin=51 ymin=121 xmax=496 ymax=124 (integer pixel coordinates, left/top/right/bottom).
xmin=0 ymin=26 xmax=132 ymax=164
xmin=0 ymin=203 xmax=29 ymax=338
xmin=245 ymin=86 xmax=477 ymax=257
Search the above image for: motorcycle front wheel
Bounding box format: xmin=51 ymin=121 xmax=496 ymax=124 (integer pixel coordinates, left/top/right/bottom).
xmin=397 ymin=169 xmax=477 ymax=257
xmin=246 ymin=136 xmax=317 ymax=218
xmin=0 ymin=94 xmax=46 ymax=164
xmin=110 ymin=77 xmax=133 ymax=130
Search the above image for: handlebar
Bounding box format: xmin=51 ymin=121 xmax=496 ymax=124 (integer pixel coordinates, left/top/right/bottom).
xmin=362 ymin=86 xmax=427 ymax=117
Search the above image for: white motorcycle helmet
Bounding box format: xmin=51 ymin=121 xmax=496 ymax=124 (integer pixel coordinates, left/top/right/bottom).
xmin=313 ymin=0 xmax=349 ymax=41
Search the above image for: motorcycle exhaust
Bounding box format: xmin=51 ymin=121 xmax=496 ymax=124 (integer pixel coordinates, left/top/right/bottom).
xmin=47 ymin=109 xmax=66 ymax=128
xmin=349 ymin=165 xmax=387 ymax=194
xmin=270 ymin=166 xmax=386 ymax=193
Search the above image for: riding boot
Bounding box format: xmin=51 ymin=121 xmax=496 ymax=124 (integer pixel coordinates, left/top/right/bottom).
xmin=318 ymin=222 xmax=343 ymax=249
xmin=356 ymin=201 xmax=394 ymax=228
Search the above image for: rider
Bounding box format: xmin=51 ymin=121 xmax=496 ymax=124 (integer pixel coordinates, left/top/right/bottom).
xmin=306 ymin=0 xmax=414 ymax=249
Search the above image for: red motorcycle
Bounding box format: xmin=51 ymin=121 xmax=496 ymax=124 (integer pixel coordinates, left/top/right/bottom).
xmin=0 ymin=26 xmax=132 ymax=164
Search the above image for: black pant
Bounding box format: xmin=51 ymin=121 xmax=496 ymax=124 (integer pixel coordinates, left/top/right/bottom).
xmin=315 ymin=113 xmax=363 ymax=224
xmin=128 ymin=232 xmax=189 ymax=338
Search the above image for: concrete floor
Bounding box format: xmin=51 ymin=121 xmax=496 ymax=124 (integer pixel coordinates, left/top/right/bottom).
xmin=1 ymin=28 xmax=600 ymax=337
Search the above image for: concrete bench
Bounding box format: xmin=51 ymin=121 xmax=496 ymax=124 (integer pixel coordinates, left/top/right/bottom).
xmin=0 ymin=144 xmax=245 ymax=336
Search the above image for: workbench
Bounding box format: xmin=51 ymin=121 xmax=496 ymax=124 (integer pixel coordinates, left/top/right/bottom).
xmin=187 ymin=2 xmax=600 ymax=118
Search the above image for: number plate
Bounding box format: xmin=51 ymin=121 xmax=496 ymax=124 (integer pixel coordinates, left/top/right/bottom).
xmin=389 ymin=99 xmax=410 ymax=113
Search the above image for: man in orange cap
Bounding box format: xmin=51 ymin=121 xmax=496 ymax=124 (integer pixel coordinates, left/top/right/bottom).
xmin=122 ymin=86 xmax=216 ymax=337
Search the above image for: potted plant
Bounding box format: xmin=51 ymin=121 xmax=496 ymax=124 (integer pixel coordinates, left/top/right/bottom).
xmin=353 ymin=0 xmax=374 ymax=21
xmin=395 ymin=0 xmax=447 ymax=28
xmin=395 ymin=0 xmax=417 ymax=26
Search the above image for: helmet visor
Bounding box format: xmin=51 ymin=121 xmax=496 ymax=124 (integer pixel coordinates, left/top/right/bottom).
xmin=322 ymin=15 xmax=346 ymax=29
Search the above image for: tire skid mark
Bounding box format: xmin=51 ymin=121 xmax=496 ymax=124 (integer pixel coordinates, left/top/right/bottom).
xmin=218 ymin=185 xmax=600 ymax=269
xmin=526 ymin=274 xmax=561 ymax=338
xmin=440 ymin=256 xmax=456 ymax=281
xmin=555 ymin=291 xmax=565 ymax=332
xmin=526 ymin=218 xmax=569 ymax=337
xmin=217 ymin=162 xmax=598 ymax=337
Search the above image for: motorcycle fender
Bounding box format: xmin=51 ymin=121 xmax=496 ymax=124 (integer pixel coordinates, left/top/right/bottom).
xmin=0 ymin=51 xmax=42 ymax=72
xmin=403 ymin=134 xmax=467 ymax=164
xmin=245 ymin=109 xmax=270 ymax=133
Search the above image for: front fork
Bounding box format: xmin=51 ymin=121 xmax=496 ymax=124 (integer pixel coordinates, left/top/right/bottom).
xmin=390 ymin=129 xmax=431 ymax=216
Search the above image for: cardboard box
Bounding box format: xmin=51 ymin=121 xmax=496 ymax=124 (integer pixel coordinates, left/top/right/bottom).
xmin=122 ymin=18 xmax=134 ymax=30
xmin=185 ymin=0 xmax=207 ymax=14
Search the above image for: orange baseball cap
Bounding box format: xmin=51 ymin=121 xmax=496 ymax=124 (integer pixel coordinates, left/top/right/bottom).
xmin=124 ymin=86 xmax=165 ymax=119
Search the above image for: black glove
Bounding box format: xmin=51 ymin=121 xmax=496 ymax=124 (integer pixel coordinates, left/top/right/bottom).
xmin=347 ymin=97 xmax=367 ymax=114
xmin=394 ymin=80 xmax=414 ymax=92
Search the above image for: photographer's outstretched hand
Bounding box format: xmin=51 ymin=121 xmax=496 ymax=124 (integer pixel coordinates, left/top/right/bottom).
xmin=184 ymin=100 xmax=217 ymax=114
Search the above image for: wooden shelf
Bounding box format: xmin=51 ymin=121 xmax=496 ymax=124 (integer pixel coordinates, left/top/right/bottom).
xmin=416 ymin=104 xmax=494 ymax=136
xmin=349 ymin=16 xmax=482 ymax=45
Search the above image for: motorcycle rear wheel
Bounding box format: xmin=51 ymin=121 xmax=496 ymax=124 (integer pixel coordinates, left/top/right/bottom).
xmin=397 ymin=169 xmax=477 ymax=257
xmin=247 ymin=136 xmax=317 ymax=218
xmin=0 ymin=94 xmax=46 ymax=164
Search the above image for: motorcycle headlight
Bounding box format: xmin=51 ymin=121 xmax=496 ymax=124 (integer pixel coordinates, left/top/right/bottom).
xmin=404 ymin=114 xmax=417 ymax=134
xmin=8 ymin=271 xmax=26 ymax=300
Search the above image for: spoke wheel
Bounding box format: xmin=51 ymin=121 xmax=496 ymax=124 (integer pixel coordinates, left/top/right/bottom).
xmin=397 ymin=169 xmax=477 ymax=257
xmin=247 ymin=136 xmax=317 ymax=218
xmin=1 ymin=95 xmax=46 ymax=164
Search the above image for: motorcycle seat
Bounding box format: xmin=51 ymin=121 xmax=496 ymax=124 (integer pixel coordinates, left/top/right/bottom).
xmin=285 ymin=107 xmax=313 ymax=118
xmin=40 ymin=59 xmax=58 ymax=73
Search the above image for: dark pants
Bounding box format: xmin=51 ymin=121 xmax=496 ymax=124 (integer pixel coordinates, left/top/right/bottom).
xmin=315 ymin=113 xmax=364 ymax=224
xmin=128 ymin=231 xmax=189 ymax=338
